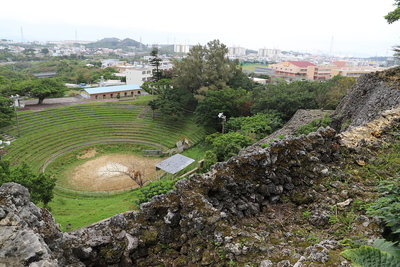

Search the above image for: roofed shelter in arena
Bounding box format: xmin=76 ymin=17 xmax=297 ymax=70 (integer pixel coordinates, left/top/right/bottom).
xmin=80 ymin=84 xmax=147 ymax=100
xmin=155 ymin=154 xmax=195 ymax=174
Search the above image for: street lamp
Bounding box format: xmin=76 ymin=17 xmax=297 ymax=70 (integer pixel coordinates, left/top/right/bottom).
xmin=218 ymin=112 xmax=226 ymax=134
xmin=10 ymin=95 xmax=24 ymax=137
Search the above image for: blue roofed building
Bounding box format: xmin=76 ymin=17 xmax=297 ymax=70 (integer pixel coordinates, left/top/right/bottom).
xmin=80 ymin=84 xmax=148 ymax=100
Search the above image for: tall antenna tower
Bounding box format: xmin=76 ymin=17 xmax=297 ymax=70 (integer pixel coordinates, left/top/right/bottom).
xmin=20 ymin=27 xmax=25 ymax=43
xmin=75 ymin=30 xmax=78 ymax=42
xmin=329 ymin=36 xmax=334 ymax=57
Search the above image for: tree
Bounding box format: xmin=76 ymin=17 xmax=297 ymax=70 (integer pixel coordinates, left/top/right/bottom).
xmin=202 ymin=150 xmax=218 ymax=172
xmin=17 ymin=78 xmax=69 ymax=104
xmin=172 ymin=39 xmax=238 ymax=94
xmin=251 ymin=80 xmax=319 ymax=122
xmin=194 ymin=87 xmax=251 ymax=132
xmin=0 ymin=97 xmax=14 ymax=128
xmin=226 ymin=113 xmax=283 ymax=142
xmin=315 ymin=75 xmax=355 ymax=110
xmin=149 ymin=47 xmax=162 ymax=81
xmin=227 ymin=67 xmax=260 ymax=91
xmin=105 ymin=163 xmax=149 ymax=188
xmin=172 ymin=44 xmax=206 ymax=94
xmin=149 ymin=87 xmax=197 ymax=121
xmin=385 ymin=0 xmax=400 ymax=24
xmin=205 ymin=132 xmax=252 ymax=161
xmin=0 ymin=161 xmax=56 ymax=205
xmin=41 ymin=48 xmax=50 ymax=55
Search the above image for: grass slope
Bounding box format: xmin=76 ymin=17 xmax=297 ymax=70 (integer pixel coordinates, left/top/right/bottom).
xmin=1 ymin=96 xmax=207 ymax=231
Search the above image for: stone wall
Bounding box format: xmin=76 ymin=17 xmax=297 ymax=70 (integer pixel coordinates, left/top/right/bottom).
xmin=331 ymin=67 xmax=400 ymax=132
xmin=0 ymin=127 xmax=341 ymax=266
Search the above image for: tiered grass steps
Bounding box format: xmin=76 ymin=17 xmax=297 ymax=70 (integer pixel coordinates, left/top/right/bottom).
xmin=2 ymin=101 xmax=205 ymax=172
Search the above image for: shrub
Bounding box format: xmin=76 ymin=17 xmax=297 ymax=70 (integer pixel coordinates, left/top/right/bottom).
xmin=295 ymin=116 xmax=332 ymax=136
xmin=367 ymin=178 xmax=400 ymax=241
xmin=136 ymin=178 xmax=179 ymax=205
xmin=341 ymin=239 xmax=400 ymax=266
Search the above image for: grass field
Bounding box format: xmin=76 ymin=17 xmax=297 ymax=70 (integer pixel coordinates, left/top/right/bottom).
xmin=240 ymin=64 xmax=269 ymax=72
xmin=1 ymin=96 xmax=208 ymax=231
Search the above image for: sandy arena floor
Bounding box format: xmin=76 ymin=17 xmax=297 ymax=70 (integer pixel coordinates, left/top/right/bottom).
xmin=69 ymin=154 xmax=165 ymax=191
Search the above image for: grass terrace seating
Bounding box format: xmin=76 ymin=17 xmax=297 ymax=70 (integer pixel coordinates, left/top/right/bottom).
xmin=2 ymin=100 xmax=205 ymax=173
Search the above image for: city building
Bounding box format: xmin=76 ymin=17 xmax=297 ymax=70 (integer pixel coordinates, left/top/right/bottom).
xmin=174 ymin=44 xmax=191 ymax=53
xmin=229 ymin=46 xmax=246 ymax=56
xmin=125 ymin=67 xmax=153 ymax=86
xmin=258 ymin=48 xmax=281 ymax=57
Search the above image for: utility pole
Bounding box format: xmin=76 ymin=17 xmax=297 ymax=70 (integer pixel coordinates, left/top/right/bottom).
xmin=10 ymin=95 xmax=23 ymax=137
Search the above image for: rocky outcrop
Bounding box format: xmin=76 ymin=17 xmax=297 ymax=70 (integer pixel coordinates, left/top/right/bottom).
xmin=239 ymin=109 xmax=334 ymax=156
xmin=331 ymin=67 xmax=400 ymax=132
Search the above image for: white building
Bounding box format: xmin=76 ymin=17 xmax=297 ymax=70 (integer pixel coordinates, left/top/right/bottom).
xmin=174 ymin=44 xmax=191 ymax=53
xmin=125 ymin=59 xmax=173 ymax=86
xmin=258 ymin=48 xmax=281 ymax=57
xmin=229 ymin=46 xmax=246 ymax=56
xmin=126 ymin=66 xmax=153 ymax=86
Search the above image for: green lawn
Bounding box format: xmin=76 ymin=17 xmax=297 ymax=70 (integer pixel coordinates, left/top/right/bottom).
xmin=48 ymin=189 xmax=139 ymax=231
xmin=240 ymin=64 xmax=269 ymax=72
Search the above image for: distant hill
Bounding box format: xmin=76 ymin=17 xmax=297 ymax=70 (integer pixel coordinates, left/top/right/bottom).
xmin=85 ymin=38 xmax=146 ymax=51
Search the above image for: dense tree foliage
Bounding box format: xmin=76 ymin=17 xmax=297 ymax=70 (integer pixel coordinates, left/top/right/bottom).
xmin=194 ymin=87 xmax=251 ymax=132
xmin=226 ymin=112 xmax=283 ymax=142
xmin=0 ymin=161 xmax=56 ymax=205
xmin=149 ymin=87 xmax=197 ymax=121
xmin=149 ymin=47 xmax=162 ymax=81
xmin=205 ymin=132 xmax=252 ymax=161
xmin=172 ymin=40 xmax=238 ymax=94
xmin=0 ymin=97 xmax=15 ymax=128
xmin=251 ymin=76 xmax=354 ymax=121
xmin=17 ymin=78 xmax=69 ymax=104
xmin=385 ymin=0 xmax=400 ymax=24
xmin=251 ymin=80 xmax=318 ymax=121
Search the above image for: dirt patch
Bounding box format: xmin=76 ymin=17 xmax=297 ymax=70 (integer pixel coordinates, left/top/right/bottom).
xmin=68 ymin=154 xmax=165 ymax=191
xmin=77 ymin=147 xmax=98 ymax=159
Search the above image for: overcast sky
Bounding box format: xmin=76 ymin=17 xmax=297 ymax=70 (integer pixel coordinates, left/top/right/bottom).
xmin=1 ymin=0 xmax=400 ymax=57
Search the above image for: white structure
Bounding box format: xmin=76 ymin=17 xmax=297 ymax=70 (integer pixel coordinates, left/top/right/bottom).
xmin=125 ymin=66 xmax=153 ymax=86
xmin=174 ymin=44 xmax=191 ymax=53
xmin=258 ymin=48 xmax=281 ymax=57
xmin=229 ymin=46 xmax=246 ymax=56
xmin=125 ymin=62 xmax=173 ymax=86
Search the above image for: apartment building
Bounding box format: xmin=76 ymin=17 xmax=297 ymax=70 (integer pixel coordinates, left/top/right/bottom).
xmin=229 ymin=46 xmax=246 ymax=56
xmin=174 ymin=44 xmax=191 ymax=53
xmin=125 ymin=66 xmax=153 ymax=86
xmin=258 ymin=48 xmax=281 ymax=57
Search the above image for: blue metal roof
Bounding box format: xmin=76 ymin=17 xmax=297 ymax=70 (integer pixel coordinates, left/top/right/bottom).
xmin=84 ymin=84 xmax=140 ymax=95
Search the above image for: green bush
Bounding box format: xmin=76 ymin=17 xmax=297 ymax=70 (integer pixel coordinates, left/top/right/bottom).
xmin=367 ymin=178 xmax=400 ymax=241
xmin=295 ymin=116 xmax=332 ymax=136
xmin=136 ymin=178 xmax=179 ymax=205
xmin=341 ymin=239 xmax=400 ymax=267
